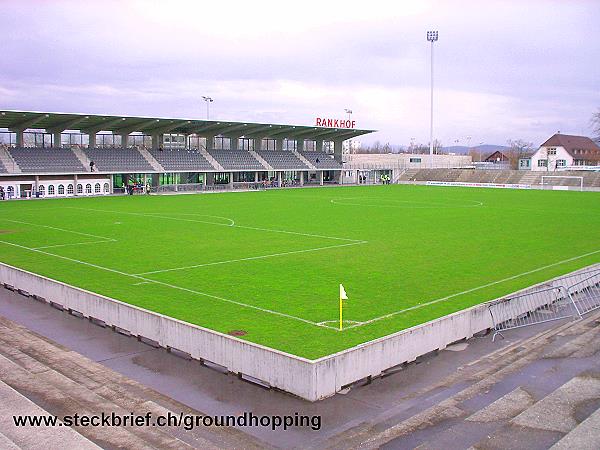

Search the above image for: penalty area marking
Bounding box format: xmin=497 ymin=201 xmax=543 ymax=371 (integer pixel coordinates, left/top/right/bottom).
xmin=0 ymin=240 xmax=334 ymax=331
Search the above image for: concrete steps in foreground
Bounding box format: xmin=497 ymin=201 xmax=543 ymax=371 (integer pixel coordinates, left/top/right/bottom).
xmin=0 ymin=315 xmax=267 ymax=450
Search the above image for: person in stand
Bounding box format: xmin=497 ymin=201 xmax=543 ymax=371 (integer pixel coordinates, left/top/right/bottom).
xmin=89 ymin=160 xmax=95 ymax=172
xmin=0 ymin=186 xmax=5 ymax=200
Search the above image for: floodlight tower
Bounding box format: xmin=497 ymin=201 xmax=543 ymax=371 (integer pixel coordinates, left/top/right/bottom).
xmin=344 ymin=108 xmax=353 ymax=121
xmin=426 ymin=30 xmax=438 ymax=168
xmin=202 ymin=96 xmax=213 ymax=120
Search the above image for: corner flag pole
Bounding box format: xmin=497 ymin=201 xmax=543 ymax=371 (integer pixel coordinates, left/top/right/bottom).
xmin=339 ymin=284 xmax=348 ymax=331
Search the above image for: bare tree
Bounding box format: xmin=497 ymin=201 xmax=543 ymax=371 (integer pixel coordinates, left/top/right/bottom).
xmin=506 ymin=139 xmax=534 ymax=170
xmin=592 ymin=109 xmax=600 ymax=143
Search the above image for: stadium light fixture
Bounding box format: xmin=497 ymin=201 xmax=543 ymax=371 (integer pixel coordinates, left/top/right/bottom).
xmin=344 ymin=108 xmax=353 ymax=121
xmin=426 ymin=30 xmax=438 ymax=167
xmin=202 ymin=96 xmax=214 ymax=120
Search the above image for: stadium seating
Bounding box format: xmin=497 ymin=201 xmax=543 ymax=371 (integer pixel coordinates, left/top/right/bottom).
xmin=0 ymin=160 xmax=7 ymax=173
xmin=300 ymin=151 xmax=343 ymax=169
xmin=83 ymin=147 xmax=154 ymax=172
xmin=149 ymin=148 xmax=214 ymax=171
xmin=256 ymin=151 xmax=309 ymax=170
xmin=8 ymin=147 xmax=85 ymax=173
xmin=207 ymin=149 xmax=264 ymax=170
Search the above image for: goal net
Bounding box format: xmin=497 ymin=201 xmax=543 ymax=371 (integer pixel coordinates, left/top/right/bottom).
xmin=541 ymin=175 xmax=583 ymax=191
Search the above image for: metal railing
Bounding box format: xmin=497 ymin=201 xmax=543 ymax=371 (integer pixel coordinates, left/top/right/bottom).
xmin=488 ymin=268 xmax=600 ymax=341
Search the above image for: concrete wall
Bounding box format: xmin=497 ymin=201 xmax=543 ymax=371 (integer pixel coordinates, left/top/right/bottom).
xmin=1 ymin=262 xmax=598 ymax=401
xmin=344 ymin=153 xmax=472 ymax=170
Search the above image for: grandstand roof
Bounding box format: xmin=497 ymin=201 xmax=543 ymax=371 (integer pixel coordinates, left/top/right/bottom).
xmin=0 ymin=110 xmax=375 ymax=141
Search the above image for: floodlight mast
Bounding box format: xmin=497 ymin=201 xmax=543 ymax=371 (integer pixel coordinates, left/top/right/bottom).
xmin=426 ymin=30 xmax=438 ymax=168
xmin=202 ymin=96 xmax=213 ymax=120
xmin=344 ymin=108 xmax=353 ymax=121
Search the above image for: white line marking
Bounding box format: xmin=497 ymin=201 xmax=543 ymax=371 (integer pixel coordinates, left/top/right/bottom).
xmin=0 ymin=240 xmax=332 ymax=330
xmin=0 ymin=218 xmax=116 ymax=242
xmin=141 ymin=213 xmax=235 ymax=226
xmin=330 ymin=197 xmax=484 ymax=209
xmin=344 ymin=248 xmax=600 ymax=330
xmin=34 ymin=240 xmax=117 ymax=250
xmin=136 ymin=241 xmax=367 ymax=275
xmin=132 ymin=281 xmax=153 ymax=285
xmin=66 ymin=207 xmax=364 ymax=243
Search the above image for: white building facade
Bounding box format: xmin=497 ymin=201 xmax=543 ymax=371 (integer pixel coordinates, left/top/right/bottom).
xmin=530 ymin=133 xmax=600 ymax=171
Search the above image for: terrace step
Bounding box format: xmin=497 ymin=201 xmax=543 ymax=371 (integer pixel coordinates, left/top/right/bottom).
xmin=72 ymin=147 xmax=92 ymax=171
xmin=198 ymin=147 xmax=224 ymax=171
xmin=0 ymin=315 xmax=265 ymax=449
xmin=0 ymin=146 xmax=21 ymax=173
xmin=248 ymin=150 xmax=273 ymax=171
xmin=0 ymin=376 xmax=100 ymax=449
xmin=137 ymin=147 xmax=165 ymax=172
xmin=293 ymin=150 xmax=316 ymax=170
xmin=550 ymin=405 xmax=600 ymax=449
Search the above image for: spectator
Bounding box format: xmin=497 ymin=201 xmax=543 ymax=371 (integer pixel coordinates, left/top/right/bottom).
xmin=89 ymin=160 xmax=95 ymax=172
xmin=0 ymin=186 xmax=5 ymax=200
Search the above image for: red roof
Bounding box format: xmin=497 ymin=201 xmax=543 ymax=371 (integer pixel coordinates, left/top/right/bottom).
xmin=541 ymin=133 xmax=600 ymax=161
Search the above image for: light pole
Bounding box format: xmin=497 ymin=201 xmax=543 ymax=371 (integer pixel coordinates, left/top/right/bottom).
xmin=202 ymin=96 xmax=213 ymax=120
xmin=344 ymin=108 xmax=353 ymax=122
xmin=426 ymin=30 xmax=438 ymax=168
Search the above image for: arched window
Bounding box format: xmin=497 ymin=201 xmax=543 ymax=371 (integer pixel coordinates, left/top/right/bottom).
xmin=67 ymin=184 xmax=74 ymax=195
xmin=58 ymin=184 xmax=65 ymax=195
xmin=85 ymin=184 xmax=92 ymax=194
xmin=38 ymin=185 xmax=45 ymax=196
xmin=103 ymin=183 xmax=110 ymax=193
xmin=94 ymin=183 xmax=101 ymax=193
xmin=77 ymin=184 xmax=83 ymax=194
xmin=48 ymin=185 xmax=55 ymax=195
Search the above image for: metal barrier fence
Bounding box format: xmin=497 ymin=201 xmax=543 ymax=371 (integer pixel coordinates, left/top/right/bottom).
xmin=488 ymin=286 xmax=575 ymax=341
xmin=568 ymin=271 xmax=600 ymax=316
xmin=488 ymin=268 xmax=600 ymax=341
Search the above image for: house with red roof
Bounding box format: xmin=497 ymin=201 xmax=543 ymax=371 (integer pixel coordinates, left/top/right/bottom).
xmin=531 ymin=133 xmax=600 ymax=171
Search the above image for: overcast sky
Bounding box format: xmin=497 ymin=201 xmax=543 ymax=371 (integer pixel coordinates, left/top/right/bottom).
xmin=1 ymin=0 xmax=599 ymax=146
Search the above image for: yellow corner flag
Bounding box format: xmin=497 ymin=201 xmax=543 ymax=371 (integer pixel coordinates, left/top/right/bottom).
xmin=339 ymin=284 xmax=348 ymax=331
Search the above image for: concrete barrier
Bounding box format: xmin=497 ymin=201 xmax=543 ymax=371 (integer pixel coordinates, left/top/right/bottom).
xmin=1 ymin=262 xmax=598 ymax=401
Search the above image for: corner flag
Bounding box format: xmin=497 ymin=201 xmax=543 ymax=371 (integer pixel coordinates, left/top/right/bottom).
xmin=339 ymin=284 xmax=348 ymax=330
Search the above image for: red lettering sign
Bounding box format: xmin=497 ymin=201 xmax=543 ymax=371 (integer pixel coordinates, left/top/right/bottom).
xmin=315 ymin=118 xmax=356 ymax=129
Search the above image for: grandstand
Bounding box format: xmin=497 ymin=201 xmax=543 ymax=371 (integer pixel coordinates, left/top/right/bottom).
xmin=0 ymin=109 xmax=373 ymax=198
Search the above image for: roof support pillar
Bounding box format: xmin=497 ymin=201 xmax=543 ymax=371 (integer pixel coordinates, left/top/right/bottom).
xmin=296 ymin=138 xmax=304 ymax=152
xmin=15 ymin=131 xmax=24 ymax=147
xmin=88 ymin=133 xmax=96 ymax=148
xmin=253 ymin=137 xmax=264 ymax=152
xmin=276 ymin=138 xmax=283 ymax=151
xmin=53 ymin=131 xmax=62 ymax=148
xmin=316 ymin=140 xmax=323 ymax=152
xmin=205 ymin=134 xmax=215 ymax=150
xmin=230 ymin=136 xmax=238 ymax=151
xmin=120 ymin=133 xmax=130 ymax=148
xmin=151 ymin=133 xmax=163 ymax=150
xmin=333 ymin=140 xmax=343 ymax=162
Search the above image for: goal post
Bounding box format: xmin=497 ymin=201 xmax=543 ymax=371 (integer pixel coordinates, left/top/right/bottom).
xmin=541 ymin=175 xmax=583 ymax=191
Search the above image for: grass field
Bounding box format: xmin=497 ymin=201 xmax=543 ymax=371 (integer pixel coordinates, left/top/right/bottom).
xmin=0 ymin=185 xmax=599 ymax=359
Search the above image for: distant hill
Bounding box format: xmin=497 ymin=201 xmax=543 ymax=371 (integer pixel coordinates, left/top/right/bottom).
xmin=443 ymin=144 xmax=511 ymax=156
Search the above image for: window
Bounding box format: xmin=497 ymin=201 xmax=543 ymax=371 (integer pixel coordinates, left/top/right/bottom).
xmin=94 ymin=183 xmax=101 ymax=193
xmin=556 ymin=159 xmax=566 ymax=167
xmin=48 ymin=185 xmax=55 ymax=195
xmin=519 ymin=159 xmax=530 ymax=168
xmin=547 ymin=148 xmax=557 ymax=155
xmin=38 ymin=185 xmax=45 ymax=196
xmin=58 ymin=184 xmax=65 ymax=195
xmin=67 ymin=184 xmax=74 ymax=195
xmin=104 ymin=183 xmax=110 ymax=193
xmin=410 ymin=158 xmax=422 ymax=163
xmin=85 ymin=184 xmax=92 ymax=194
xmin=77 ymin=183 xmax=83 ymax=194
xmin=537 ymin=159 xmax=548 ymax=167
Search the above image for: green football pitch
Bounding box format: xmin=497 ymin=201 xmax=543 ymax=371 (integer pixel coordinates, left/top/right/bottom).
xmin=0 ymin=185 xmax=598 ymax=359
